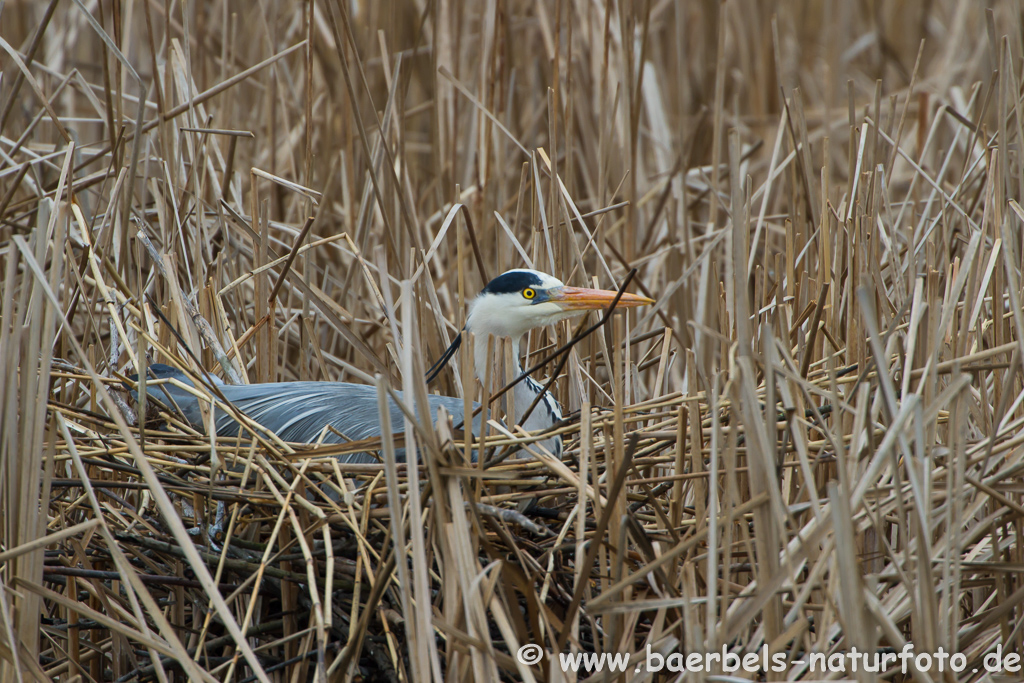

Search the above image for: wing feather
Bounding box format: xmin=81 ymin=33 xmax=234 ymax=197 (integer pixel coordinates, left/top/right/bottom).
xmin=130 ymin=365 xmax=481 ymax=463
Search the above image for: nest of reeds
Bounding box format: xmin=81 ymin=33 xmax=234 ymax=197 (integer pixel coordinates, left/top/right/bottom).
xmin=2 ymin=1 xmax=1024 ymax=681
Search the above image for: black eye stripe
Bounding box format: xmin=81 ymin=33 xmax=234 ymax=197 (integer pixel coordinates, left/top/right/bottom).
xmin=481 ymin=270 xmax=545 ymax=295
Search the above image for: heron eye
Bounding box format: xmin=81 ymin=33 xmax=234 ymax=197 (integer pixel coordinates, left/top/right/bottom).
xmin=523 ymin=288 xmax=536 ymax=300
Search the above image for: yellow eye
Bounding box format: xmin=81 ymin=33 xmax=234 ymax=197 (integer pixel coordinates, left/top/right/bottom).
xmin=523 ymin=288 xmax=536 ymax=299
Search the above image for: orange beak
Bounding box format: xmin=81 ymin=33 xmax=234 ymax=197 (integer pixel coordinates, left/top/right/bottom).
xmin=549 ymin=286 xmax=655 ymax=311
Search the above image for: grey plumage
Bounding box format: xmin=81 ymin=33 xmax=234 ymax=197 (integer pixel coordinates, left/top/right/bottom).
xmin=126 ymin=269 xmax=653 ymax=465
xmin=133 ymin=364 xmax=483 ymax=463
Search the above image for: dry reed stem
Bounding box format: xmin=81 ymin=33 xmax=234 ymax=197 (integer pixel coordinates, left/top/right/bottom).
xmin=1 ymin=1 xmax=1023 ymax=682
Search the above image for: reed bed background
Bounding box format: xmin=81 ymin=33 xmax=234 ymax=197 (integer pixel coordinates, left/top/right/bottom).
xmin=1 ymin=0 xmax=1022 ymax=681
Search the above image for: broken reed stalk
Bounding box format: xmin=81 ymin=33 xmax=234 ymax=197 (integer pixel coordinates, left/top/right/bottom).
xmin=1 ymin=1 xmax=1022 ymax=682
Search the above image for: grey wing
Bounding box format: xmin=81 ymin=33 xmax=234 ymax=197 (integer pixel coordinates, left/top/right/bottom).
xmin=214 ymin=383 xmax=484 ymax=463
xmin=128 ymin=364 xmax=223 ymax=428
xmin=129 ymin=366 xmax=483 ymax=463
xmin=217 ymin=382 xmax=395 ymax=461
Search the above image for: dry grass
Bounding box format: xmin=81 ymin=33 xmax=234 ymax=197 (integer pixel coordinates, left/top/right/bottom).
xmin=2 ymin=0 xmax=1023 ymax=681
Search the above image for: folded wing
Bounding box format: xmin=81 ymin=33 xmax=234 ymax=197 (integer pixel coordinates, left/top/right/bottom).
xmin=129 ymin=364 xmax=480 ymax=463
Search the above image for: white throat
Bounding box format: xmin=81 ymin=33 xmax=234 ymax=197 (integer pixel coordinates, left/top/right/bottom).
xmin=469 ymin=331 xmax=564 ymax=457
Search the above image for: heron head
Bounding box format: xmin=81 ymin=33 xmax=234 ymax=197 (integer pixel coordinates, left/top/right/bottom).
xmin=465 ymin=269 xmax=654 ymax=340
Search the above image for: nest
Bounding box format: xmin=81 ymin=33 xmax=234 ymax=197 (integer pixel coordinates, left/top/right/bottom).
xmin=2 ymin=1 xmax=1023 ymax=681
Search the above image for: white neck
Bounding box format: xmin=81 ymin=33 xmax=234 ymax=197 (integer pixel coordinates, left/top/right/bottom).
xmin=470 ymin=332 xmax=563 ymax=456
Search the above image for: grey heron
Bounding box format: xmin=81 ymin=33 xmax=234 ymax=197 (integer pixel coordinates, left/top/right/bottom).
xmin=133 ymin=269 xmax=653 ymax=462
